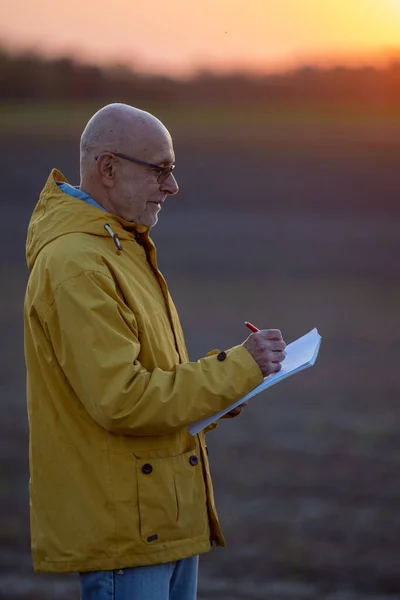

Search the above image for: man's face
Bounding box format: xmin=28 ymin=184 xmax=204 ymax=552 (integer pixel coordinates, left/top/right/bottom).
xmin=112 ymin=137 xmax=178 ymax=227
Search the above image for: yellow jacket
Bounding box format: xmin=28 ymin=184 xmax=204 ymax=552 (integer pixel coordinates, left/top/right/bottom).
xmin=24 ymin=169 xmax=263 ymax=573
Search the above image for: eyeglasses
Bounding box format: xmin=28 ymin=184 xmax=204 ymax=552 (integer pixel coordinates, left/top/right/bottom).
xmin=95 ymin=152 xmax=175 ymax=184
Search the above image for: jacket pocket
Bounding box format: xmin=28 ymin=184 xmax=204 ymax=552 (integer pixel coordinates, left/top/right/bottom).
xmin=136 ymin=449 xmax=208 ymax=544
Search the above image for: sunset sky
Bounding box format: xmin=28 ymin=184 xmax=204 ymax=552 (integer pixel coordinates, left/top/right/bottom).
xmin=1 ymin=0 xmax=400 ymax=75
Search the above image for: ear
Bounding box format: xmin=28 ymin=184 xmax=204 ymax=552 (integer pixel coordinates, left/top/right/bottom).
xmin=96 ymin=153 xmax=116 ymax=188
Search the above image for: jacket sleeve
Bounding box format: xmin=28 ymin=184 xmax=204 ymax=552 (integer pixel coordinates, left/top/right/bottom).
xmin=42 ymin=269 xmax=263 ymax=436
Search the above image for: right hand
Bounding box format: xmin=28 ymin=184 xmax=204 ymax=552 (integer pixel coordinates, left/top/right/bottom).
xmin=242 ymin=329 xmax=286 ymax=377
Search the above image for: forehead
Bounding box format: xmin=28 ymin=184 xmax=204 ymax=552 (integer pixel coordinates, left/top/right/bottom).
xmin=148 ymin=145 xmax=175 ymax=166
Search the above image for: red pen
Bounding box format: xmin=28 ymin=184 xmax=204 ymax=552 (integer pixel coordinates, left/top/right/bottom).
xmin=244 ymin=321 xmax=259 ymax=333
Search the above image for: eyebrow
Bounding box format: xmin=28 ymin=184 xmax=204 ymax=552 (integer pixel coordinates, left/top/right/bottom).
xmin=158 ymin=158 xmax=175 ymax=167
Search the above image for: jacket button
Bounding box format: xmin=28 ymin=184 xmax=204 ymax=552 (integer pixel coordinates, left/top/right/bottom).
xmin=189 ymin=455 xmax=199 ymax=466
xmin=142 ymin=463 xmax=153 ymax=474
xmin=217 ymin=351 xmax=227 ymax=361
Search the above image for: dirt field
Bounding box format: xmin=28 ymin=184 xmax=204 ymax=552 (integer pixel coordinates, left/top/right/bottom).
xmin=0 ymin=107 xmax=399 ymax=599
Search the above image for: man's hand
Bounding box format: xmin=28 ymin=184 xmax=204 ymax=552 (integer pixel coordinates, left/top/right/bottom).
xmin=221 ymin=401 xmax=248 ymax=419
xmin=242 ymin=329 xmax=286 ymax=378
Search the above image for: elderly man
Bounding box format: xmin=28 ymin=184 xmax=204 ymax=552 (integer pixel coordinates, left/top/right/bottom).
xmin=24 ymin=103 xmax=286 ymax=600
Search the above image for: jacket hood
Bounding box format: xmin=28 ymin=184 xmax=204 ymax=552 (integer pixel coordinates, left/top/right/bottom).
xmin=26 ymin=169 xmax=150 ymax=269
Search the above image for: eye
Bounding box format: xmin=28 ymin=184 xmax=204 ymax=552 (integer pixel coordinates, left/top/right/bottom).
xmin=152 ymin=167 xmax=163 ymax=175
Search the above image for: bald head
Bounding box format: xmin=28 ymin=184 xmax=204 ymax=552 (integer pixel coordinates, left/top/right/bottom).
xmin=80 ymin=103 xmax=172 ymax=178
xmin=78 ymin=103 xmax=178 ymax=226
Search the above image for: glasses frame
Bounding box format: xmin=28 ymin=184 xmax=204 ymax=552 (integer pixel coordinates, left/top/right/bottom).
xmin=95 ymin=152 xmax=175 ymax=183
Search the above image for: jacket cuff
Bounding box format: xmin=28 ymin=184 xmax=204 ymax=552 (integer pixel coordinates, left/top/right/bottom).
xmin=205 ymin=349 xmax=221 ymax=357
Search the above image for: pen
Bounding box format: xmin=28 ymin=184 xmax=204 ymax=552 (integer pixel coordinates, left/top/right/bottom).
xmin=244 ymin=321 xmax=259 ymax=333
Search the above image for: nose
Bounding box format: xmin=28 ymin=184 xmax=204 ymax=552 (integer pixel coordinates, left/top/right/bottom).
xmin=161 ymin=173 xmax=179 ymax=196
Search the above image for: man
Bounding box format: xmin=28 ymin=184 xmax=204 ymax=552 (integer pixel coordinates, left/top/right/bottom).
xmin=24 ymin=103 xmax=286 ymax=599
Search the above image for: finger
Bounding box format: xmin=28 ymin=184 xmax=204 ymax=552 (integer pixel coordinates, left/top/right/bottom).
xmin=259 ymin=329 xmax=283 ymax=341
xmin=231 ymin=404 xmax=246 ymax=413
xmin=269 ymin=340 xmax=286 ymax=352
xmin=270 ymin=351 xmax=286 ymax=363
xmin=227 ymin=408 xmax=242 ymax=417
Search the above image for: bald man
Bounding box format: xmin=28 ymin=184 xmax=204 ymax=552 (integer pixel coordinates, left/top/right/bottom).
xmin=24 ymin=104 xmax=286 ymax=600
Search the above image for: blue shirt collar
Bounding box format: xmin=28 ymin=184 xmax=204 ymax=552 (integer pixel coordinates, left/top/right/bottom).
xmin=57 ymin=182 xmax=106 ymax=212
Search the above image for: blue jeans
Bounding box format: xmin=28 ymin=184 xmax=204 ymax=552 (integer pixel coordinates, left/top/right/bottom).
xmin=80 ymin=556 xmax=198 ymax=600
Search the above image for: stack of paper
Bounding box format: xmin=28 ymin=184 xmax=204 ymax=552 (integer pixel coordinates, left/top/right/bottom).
xmin=188 ymin=327 xmax=322 ymax=436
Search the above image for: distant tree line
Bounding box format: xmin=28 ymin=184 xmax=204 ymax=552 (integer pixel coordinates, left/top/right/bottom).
xmin=1 ymin=48 xmax=400 ymax=107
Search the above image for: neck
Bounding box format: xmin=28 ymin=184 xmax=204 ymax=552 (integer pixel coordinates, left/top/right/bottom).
xmin=80 ymin=179 xmax=112 ymax=214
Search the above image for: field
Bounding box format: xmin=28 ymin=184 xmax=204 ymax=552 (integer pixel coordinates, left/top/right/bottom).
xmin=0 ymin=104 xmax=399 ymax=599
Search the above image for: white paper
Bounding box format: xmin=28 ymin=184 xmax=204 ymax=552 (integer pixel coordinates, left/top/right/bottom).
xmin=188 ymin=327 xmax=322 ymax=436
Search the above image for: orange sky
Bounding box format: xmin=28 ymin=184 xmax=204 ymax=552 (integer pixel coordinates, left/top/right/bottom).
xmin=1 ymin=0 xmax=400 ymax=75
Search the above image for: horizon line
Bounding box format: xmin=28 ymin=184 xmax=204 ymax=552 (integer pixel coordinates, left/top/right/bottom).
xmin=2 ymin=40 xmax=400 ymax=79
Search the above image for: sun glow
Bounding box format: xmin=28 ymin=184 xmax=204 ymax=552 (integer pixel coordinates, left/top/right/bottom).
xmin=0 ymin=0 xmax=399 ymax=75
xmin=385 ymin=0 xmax=400 ymax=12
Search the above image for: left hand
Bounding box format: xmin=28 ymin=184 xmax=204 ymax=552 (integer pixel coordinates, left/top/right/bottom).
xmin=221 ymin=402 xmax=248 ymax=419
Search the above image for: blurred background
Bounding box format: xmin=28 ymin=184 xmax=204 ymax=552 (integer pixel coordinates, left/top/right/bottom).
xmin=0 ymin=1 xmax=400 ymax=599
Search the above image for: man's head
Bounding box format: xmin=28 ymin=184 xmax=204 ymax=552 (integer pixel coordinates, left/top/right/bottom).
xmin=80 ymin=103 xmax=179 ymax=226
